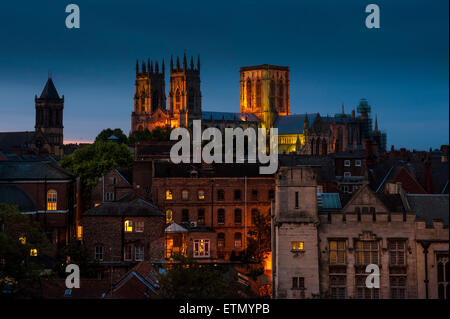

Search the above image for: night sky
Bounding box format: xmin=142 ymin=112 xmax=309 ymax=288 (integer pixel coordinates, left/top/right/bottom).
xmin=0 ymin=0 xmax=448 ymax=150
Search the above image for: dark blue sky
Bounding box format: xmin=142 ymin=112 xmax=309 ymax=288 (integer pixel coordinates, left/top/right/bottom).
xmin=0 ymin=0 xmax=448 ymax=149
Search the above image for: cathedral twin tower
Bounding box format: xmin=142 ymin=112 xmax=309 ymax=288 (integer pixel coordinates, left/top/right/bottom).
xmin=131 ymin=53 xmax=202 ymax=132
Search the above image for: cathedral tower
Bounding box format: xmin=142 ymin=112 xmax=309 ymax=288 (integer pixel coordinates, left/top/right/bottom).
xmin=34 ymin=77 xmax=64 ymax=156
xmin=168 ymin=53 xmax=202 ymax=122
xmin=240 ymin=65 xmax=290 ymax=125
xmin=131 ymin=58 xmax=167 ymax=132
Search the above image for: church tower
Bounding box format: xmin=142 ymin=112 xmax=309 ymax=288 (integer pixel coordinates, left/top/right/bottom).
xmin=168 ymin=53 xmax=202 ymax=126
xmin=131 ymin=58 xmax=166 ymax=132
xmin=240 ymin=65 xmax=290 ymax=126
xmin=34 ymin=77 xmax=64 ymax=156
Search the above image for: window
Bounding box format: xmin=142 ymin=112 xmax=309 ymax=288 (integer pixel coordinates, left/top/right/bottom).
xmin=217 ymin=233 xmax=225 ymax=249
xmin=330 ymin=267 xmax=347 ymax=299
xmin=197 ymin=209 xmax=205 ymax=225
xmin=124 ymin=220 xmax=133 ymax=232
xmin=124 ymin=245 xmax=132 ymax=261
xmin=234 ymin=233 xmax=242 ymax=248
xmin=94 ymin=246 xmax=103 ymax=261
xmin=291 ymin=241 xmax=304 ymax=251
xmin=390 ymin=276 xmax=406 ymax=299
xmin=437 ymin=254 xmax=449 ymax=299
xmin=342 ymin=185 xmax=350 ymax=193
xmin=166 ymin=209 xmax=173 ymax=224
xmin=295 ymin=191 xmax=299 ymax=208
xmin=234 ymin=209 xmax=242 ymax=225
xmin=356 ymin=268 xmax=379 ymax=299
xmin=355 ymin=160 xmax=362 ymax=167
xmin=217 ymin=190 xmax=225 ymax=201
xmin=182 ymin=209 xmax=189 ymax=223
xmin=136 ymin=221 xmax=144 ymax=232
xmin=344 ymin=160 xmax=351 ymax=167
xmin=197 ymin=190 xmax=205 ymax=200
xmin=47 ymin=189 xmax=57 ymax=210
xmin=356 ymin=240 xmax=379 ymax=265
xmin=251 ymin=209 xmax=259 ymax=225
xmin=251 ymin=190 xmax=258 ymax=201
xmin=105 ymin=192 xmax=114 ymax=201
xmin=30 ymin=249 xmax=38 ymax=257
xmin=110 ymin=176 xmax=116 ymax=185
xmin=329 ymin=240 xmax=346 ymax=264
xmin=165 ymin=189 xmax=173 ymax=200
xmin=344 ymin=172 xmax=351 ymax=177
xmin=77 ymin=226 xmax=83 ymax=240
xmin=181 ymin=190 xmax=189 ymax=200
xmin=193 ymin=239 xmax=210 ymax=257
xmin=135 ymin=246 xmax=144 ymax=261
xmin=389 ymin=240 xmax=406 ymax=266
xmin=234 ymin=190 xmax=241 ymax=201
xmin=217 ymin=209 xmax=225 ymax=224
xmin=355 ymin=207 xmax=361 ymax=221
xmin=292 ymin=277 xmax=305 ymax=290
xmin=268 ymin=189 xmax=275 ymax=200
xmin=353 ymin=185 xmax=359 ymax=192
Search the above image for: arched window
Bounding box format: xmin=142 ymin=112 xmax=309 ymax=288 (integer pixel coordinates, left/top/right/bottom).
xmin=234 ymin=209 xmax=242 ymax=225
xmin=175 ymin=88 xmax=181 ymax=111
xmin=217 ymin=209 xmax=225 ymax=224
xmin=165 ymin=189 xmax=173 ymax=200
xmin=166 ymin=209 xmax=173 ymax=224
xmin=218 ymin=233 xmax=225 ymax=249
xmin=234 ymin=232 xmax=242 ymax=248
xmin=47 ymin=189 xmax=57 ymax=210
xmin=256 ymin=79 xmax=261 ymax=109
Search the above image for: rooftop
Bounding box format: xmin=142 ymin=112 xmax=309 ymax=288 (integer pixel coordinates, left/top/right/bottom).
xmin=83 ymin=198 xmax=163 ymax=217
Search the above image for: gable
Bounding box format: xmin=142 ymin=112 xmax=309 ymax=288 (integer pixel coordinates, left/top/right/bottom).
xmin=342 ymin=185 xmax=390 ymax=213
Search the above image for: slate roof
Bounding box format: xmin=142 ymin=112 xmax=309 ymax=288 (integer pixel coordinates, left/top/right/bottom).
xmin=39 ymin=78 xmax=60 ymax=99
xmin=153 ymin=162 xmax=272 ymax=178
xmin=0 ymin=131 xmax=35 ymax=153
xmin=318 ymin=193 xmax=342 ymax=211
xmin=0 ymin=184 xmax=36 ymax=212
xmin=115 ymin=167 xmax=133 ymax=185
xmin=376 ymin=193 xmax=406 ymax=212
xmin=0 ymin=161 xmax=74 ymax=181
xmin=83 ymin=198 xmax=163 ymax=217
xmin=275 ymin=113 xmax=357 ymax=135
xmin=278 ymin=154 xmax=335 ymax=181
xmin=407 ymin=194 xmax=449 ymax=227
xmin=202 ymin=111 xmax=259 ymax=122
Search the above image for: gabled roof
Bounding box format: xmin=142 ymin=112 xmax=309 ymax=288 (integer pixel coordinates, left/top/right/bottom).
xmin=39 ymin=78 xmax=60 ymax=99
xmin=0 ymin=184 xmax=36 ymax=212
xmin=407 ymin=194 xmax=449 ymax=227
xmin=0 ymin=131 xmax=35 ymax=153
xmin=341 ymin=184 xmax=404 ymax=213
xmin=165 ymin=222 xmax=188 ymax=233
xmin=0 ymin=160 xmax=74 ymax=181
xmin=83 ymin=198 xmax=163 ymax=217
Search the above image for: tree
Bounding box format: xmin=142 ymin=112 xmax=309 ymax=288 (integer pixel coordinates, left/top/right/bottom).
xmin=55 ymin=240 xmax=101 ymax=278
xmin=128 ymin=126 xmax=172 ymax=145
xmin=0 ymin=203 xmax=52 ymax=297
xmin=95 ymin=128 xmax=128 ymax=144
xmin=158 ymin=255 xmax=254 ymax=298
xmin=60 ymin=141 xmax=133 ymax=203
xmin=245 ymin=211 xmax=271 ymax=265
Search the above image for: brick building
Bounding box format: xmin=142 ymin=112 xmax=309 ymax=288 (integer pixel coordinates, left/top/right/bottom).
xmin=149 ymin=162 xmax=275 ymax=262
xmin=90 ymin=168 xmax=133 ymax=207
xmin=0 ymin=160 xmax=77 ymax=251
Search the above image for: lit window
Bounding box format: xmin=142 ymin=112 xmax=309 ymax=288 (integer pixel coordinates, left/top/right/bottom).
xmin=198 ymin=190 xmax=205 ymax=200
xmin=135 ymin=246 xmax=144 ymax=261
xmin=47 ymin=189 xmax=57 ymax=210
xmin=19 ymin=237 xmax=26 ymax=245
xmin=166 ymin=209 xmax=173 ymax=224
xmin=356 ymin=240 xmax=379 ymax=265
xmin=182 ymin=190 xmax=189 ymax=200
xmin=193 ymin=239 xmax=210 ymax=257
xmin=166 ymin=189 xmax=173 ymax=200
xmin=136 ymin=221 xmax=144 ymax=232
xmin=77 ymin=226 xmax=83 ymax=239
xmin=329 ymin=240 xmax=346 ymax=264
xmin=94 ymin=246 xmax=103 ymax=261
xmin=291 ymin=241 xmax=304 ymax=251
xmin=344 ymin=160 xmax=351 ymax=167
xmin=30 ymin=249 xmax=38 ymax=257
xmin=94 ymin=203 xmax=101 ymax=207
xmin=355 ymin=160 xmax=362 ymax=167
xmin=124 ymin=220 xmax=133 ymax=232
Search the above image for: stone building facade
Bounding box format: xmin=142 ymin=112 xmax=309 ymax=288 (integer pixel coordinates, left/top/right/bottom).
xmin=273 ymin=166 xmax=449 ymax=299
